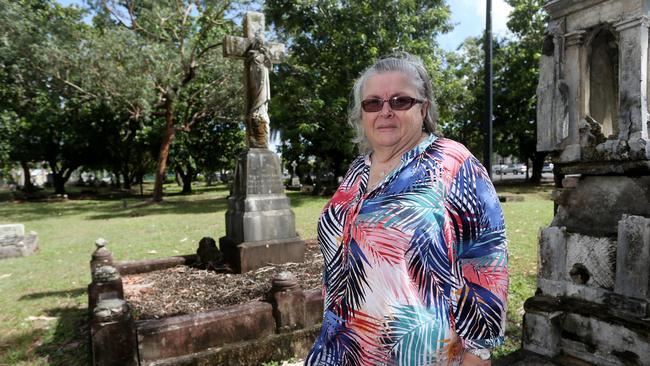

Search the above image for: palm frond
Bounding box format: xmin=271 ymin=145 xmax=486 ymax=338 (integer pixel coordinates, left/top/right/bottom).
xmin=383 ymin=304 xmax=451 ymax=366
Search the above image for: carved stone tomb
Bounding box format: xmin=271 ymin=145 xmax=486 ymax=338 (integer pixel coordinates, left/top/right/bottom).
xmin=525 ymin=1 xmax=650 ymax=365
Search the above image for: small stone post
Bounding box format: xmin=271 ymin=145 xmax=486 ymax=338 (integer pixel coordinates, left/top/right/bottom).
xmin=269 ymin=271 xmax=305 ymax=332
xmin=91 ymin=299 xmax=138 ymax=366
xmin=88 ymin=239 xmax=124 ymax=312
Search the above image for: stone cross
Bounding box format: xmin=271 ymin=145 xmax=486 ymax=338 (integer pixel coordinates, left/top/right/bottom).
xmin=223 ymin=12 xmax=285 ymax=149
xmin=291 ymin=160 xmax=297 ymax=177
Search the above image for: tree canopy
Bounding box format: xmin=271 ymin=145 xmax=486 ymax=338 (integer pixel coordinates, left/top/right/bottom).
xmin=0 ymin=0 xmax=551 ymax=197
xmin=265 ymin=0 xmax=452 ymax=178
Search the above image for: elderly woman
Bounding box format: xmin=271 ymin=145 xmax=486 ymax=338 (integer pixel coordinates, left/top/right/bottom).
xmin=306 ymin=54 xmax=508 ymax=366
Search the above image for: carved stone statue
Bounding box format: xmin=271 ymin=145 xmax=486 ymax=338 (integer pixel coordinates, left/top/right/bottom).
xmin=223 ymin=12 xmax=285 ymax=150
xmin=244 ymin=37 xmax=272 ymax=148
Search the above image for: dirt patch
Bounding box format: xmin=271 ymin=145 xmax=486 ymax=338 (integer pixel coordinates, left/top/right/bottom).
xmin=123 ymin=240 xmax=323 ymax=320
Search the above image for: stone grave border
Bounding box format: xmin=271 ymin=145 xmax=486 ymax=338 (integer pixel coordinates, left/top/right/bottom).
xmin=88 ymin=239 xmax=323 ymax=366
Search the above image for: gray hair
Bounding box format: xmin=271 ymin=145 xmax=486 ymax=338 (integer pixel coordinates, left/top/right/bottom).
xmin=348 ymin=53 xmax=438 ymax=153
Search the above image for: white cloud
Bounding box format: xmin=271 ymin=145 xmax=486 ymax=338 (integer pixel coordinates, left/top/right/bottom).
xmin=475 ymin=0 xmax=513 ymax=36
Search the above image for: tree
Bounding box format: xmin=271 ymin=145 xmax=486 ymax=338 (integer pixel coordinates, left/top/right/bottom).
xmin=437 ymin=37 xmax=506 ymax=160
xmin=265 ymin=0 xmax=451 ymax=180
xmin=0 ymin=0 xmax=97 ymax=194
xmin=85 ymin=0 xmax=245 ymax=201
xmin=440 ymin=0 xmax=547 ymax=182
xmin=170 ymin=120 xmax=245 ymax=193
xmin=493 ymin=0 xmax=547 ymax=182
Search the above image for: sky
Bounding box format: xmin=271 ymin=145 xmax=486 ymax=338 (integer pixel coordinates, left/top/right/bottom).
xmin=438 ymin=0 xmax=513 ymax=51
xmin=58 ymin=0 xmax=513 ymax=52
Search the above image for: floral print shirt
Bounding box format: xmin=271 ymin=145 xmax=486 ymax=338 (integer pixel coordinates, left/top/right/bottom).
xmin=306 ymin=134 xmax=508 ymax=366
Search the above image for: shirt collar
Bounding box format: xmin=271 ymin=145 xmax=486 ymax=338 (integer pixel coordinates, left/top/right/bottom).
xmin=363 ymin=133 xmax=438 ymax=167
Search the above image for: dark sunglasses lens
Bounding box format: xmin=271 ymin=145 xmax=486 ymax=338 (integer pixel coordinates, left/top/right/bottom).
xmin=362 ymin=99 xmax=383 ymax=112
xmin=390 ymin=97 xmax=414 ymax=110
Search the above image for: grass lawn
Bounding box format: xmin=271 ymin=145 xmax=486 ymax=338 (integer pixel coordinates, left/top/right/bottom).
xmin=0 ymin=181 xmax=552 ymax=365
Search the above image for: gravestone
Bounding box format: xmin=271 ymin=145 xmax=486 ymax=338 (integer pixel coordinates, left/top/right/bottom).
xmin=221 ymin=12 xmax=305 ymax=273
xmin=290 ymin=161 xmax=301 ymax=188
xmin=523 ymin=1 xmax=650 ymax=365
xmin=0 ymin=224 xmax=38 ymax=260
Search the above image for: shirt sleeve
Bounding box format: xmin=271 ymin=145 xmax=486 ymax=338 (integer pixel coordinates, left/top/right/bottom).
xmin=445 ymin=156 xmax=509 ymax=349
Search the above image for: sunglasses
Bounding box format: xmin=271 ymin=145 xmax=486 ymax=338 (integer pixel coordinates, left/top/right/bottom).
xmin=361 ymin=96 xmax=424 ymax=113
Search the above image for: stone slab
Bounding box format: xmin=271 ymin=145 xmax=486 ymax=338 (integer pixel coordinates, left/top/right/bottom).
xmin=220 ymin=236 xmax=306 ymax=273
xmin=0 ymin=234 xmax=38 ymax=260
xmin=539 ymin=226 xmax=567 ymax=281
xmin=136 ymin=301 xmax=275 ymax=363
xmin=522 ymin=310 xmax=563 ymax=358
xmin=615 ymin=214 xmax=650 ymax=299
xmin=523 ymin=295 xmax=650 ymax=365
xmin=304 ymin=289 xmax=324 ymax=327
xmin=224 ymin=149 xmax=301 ymax=245
xmin=565 ymin=232 xmax=616 ymax=289
xmin=0 ymin=223 xmax=24 ymax=239
xmin=147 ymin=324 xmax=320 ymax=366
xmin=225 ymin=202 xmax=298 ymax=243
xmin=555 ymin=160 xmax=650 ymax=175
xmin=115 ymin=254 xmax=197 ymax=275
xmin=551 ymin=176 xmax=650 ymax=236
xmin=561 ymin=313 xmax=650 ymax=366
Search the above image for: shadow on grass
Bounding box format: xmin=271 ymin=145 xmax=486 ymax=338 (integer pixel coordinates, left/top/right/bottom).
xmin=86 ymin=196 xmax=229 ymax=220
xmin=36 ymin=306 xmax=90 ymax=366
xmin=0 ymin=307 xmax=89 ymax=366
xmin=19 ymin=288 xmax=86 ymax=301
xmin=0 ymin=184 xmax=232 ymax=222
xmin=0 ymin=184 xmax=328 ymax=222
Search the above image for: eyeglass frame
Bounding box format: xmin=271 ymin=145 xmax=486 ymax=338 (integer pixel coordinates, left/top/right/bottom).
xmin=361 ymin=96 xmax=425 ymax=113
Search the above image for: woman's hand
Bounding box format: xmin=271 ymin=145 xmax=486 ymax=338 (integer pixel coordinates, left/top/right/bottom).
xmin=460 ymin=351 xmax=491 ymax=366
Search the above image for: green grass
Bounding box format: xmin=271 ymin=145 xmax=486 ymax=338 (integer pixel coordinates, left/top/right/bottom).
xmin=0 ymin=181 xmax=553 ymax=365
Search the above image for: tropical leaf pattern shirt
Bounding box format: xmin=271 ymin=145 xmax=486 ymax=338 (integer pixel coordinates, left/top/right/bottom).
xmin=306 ymin=134 xmax=508 ymax=366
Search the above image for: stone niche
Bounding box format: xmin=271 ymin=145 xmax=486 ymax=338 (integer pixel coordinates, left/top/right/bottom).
xmin=537 ymin=0 xmax=650 ymax=170
xmin=524 ymin=1 xmax=650 ymax=365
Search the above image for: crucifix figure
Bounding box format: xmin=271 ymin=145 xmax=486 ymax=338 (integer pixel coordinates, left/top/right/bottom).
xmin=224 ymin=12 xmax=285 ymax=149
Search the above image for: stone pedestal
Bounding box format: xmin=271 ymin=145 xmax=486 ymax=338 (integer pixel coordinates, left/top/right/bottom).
xmin=220 ymin=149 xmax=305 ymax=273
xmin=0 ymin=224 xmax=38 ymax=260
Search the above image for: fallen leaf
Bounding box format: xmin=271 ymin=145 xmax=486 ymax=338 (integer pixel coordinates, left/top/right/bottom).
xmin=0 ymin=274 xmax=12 ymax=279
xmin=147 ymin=250 xmax=158 ymax=254
xmin=179 ymin=237 xmax=188 ymax=242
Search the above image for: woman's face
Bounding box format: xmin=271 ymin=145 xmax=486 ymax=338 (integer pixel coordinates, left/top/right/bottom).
xmin=361 ymin=71 xmax=428 ymax=152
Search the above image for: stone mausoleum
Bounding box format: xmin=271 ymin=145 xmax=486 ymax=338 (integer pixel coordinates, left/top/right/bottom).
xmin=524 ymin=1 xmax=650 ymax=365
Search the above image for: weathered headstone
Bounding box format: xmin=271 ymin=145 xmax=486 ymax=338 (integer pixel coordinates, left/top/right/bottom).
xmin=523 ymin=1 xmax=650 ymax=365
xmin=290 ymin=161 xmax=301 ymax=188
xmin=221 ymin=12 xmax=305 ymax=273
xmin=0 ymin=224 xmax=38 ymax=260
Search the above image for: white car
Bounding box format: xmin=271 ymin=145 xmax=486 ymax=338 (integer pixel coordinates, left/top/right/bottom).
xmin=542 ymin=163 xmax=554 ymax=173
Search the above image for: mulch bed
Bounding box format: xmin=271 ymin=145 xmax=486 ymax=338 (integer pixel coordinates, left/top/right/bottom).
xmin=123 ymin=239 xmax=323 ymax=320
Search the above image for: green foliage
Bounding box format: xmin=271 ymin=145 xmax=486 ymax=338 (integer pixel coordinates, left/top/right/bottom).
xmin=1 ymin=0 xmax=249 ymax=197
xmin=440 ymin=0 xmax=547 ymax=177
xmin=265 ymin=0 xmax=451 ymax=176
xmin=494 ymin=0 xmax=548 ymax=180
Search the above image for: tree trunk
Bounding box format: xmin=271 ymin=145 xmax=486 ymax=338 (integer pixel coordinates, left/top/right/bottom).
xmin=152 ymin=101 xmax=176 ymax=202
xmin=182 ymin=165 xmax=193 ymax=194
xmin=175 ymin=165 xmax=194 ymax=194
xmin=20 ymin=161 xmax=35 ymax=193
xmin=112 ymin=170 xmax=121 ymax=189
xmin=122 ymin=170 xmax=132 ymax=190
xmin=530 ymin=152 xmax=547 ymax=184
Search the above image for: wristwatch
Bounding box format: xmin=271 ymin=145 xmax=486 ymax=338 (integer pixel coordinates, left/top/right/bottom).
xmin=466 ymin=348 xmax=491 ymax=360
